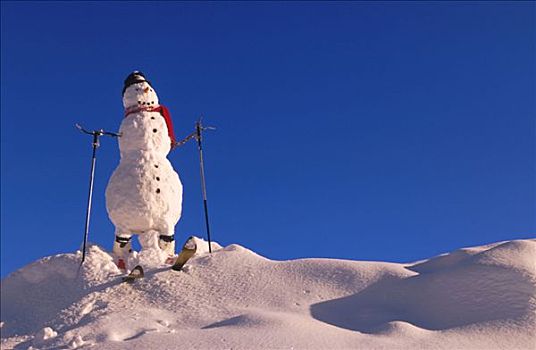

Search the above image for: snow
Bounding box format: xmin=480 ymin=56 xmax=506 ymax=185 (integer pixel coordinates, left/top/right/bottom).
xmin=34 ymin=327 xmax=57 ymax=342
xmin=1 ymin=237 xmax=535 ymax=349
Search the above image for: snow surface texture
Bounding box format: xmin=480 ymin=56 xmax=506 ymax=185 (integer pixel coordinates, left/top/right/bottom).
xmin=1 ymin=238 xmax=535 ymax=349
xmin=105 ymin=80 xmax=182 ymax=237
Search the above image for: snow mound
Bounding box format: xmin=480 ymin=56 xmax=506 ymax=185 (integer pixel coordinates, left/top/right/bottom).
xmin=1 ymin=238 xmax=535 ymax=349
xmin=311 ymin=239 xmax=536 ymax=333
xmin=409 ymin=239 xmax=536 ymax=274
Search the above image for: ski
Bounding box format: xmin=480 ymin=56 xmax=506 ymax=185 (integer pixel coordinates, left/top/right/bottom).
xmin=171 ymin=236 xmax=197 ymax=271
xmin=120 ymin=237 xmax=197 ymax=282
xmin=122 ymin=265 xmax=144 ymax=283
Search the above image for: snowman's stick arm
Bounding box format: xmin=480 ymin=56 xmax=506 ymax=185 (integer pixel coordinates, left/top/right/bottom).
xmin=172 ymin=131 xmax=198 ymax=149
xmin=172 ymin=124 xmax=216 ymax=150
xmin=102 ymin=130 xmax=122 ymax=137
xmin=76 ymin=123 xmax=94 ymax=135
xmin=76 ymin=124 xmax=122 ymax=138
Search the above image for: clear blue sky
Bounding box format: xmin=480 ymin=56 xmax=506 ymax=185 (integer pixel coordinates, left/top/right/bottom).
xmin=1 ymin=2 xmax=534 ymax=277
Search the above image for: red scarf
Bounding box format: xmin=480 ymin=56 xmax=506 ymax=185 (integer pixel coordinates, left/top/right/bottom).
xmin=124 ymin=105 xmax=176 ymax=147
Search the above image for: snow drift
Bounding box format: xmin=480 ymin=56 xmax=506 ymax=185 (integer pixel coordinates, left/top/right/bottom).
xmin=1 ymin=237 xmax=535 ymax=349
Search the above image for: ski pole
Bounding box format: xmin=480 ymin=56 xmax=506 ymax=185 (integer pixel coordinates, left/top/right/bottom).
xmin=76 ymin=124 xmax=121 ymax=266
xmin=171 ymin=119 xmax=215 ymax=253
xmin=196 ymin=121 xmax=212 ymax=252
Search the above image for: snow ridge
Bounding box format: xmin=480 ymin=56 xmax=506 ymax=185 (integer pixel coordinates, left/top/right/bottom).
xmin=1 ymin=238 xmax=535 ymax=349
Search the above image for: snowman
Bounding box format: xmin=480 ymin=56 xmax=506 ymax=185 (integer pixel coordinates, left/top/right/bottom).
xmin=106 ymin=71 xmax=182 ymax=271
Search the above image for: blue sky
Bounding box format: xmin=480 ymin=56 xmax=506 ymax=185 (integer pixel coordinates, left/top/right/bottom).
xmin=1 ymin=2 xmax=534 ymax=277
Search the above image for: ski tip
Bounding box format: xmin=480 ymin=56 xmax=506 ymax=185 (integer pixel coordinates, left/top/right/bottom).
xmin=122 ymin=265 xmax=144 ymax=282
xmin=184 ymin=237 xmax=197 ymax=251
xmin=132 ymin=265 xmax=144 ymax=276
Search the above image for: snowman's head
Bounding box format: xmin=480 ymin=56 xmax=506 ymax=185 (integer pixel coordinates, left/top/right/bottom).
xmin=122 ymin=71 xmax=159 ymax=109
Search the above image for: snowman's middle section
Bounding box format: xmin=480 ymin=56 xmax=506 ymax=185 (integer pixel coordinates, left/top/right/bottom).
xmin=105 ymin=110 xmax=183 ymax=237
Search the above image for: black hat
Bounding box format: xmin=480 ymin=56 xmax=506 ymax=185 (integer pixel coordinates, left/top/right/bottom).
xmin=122 ymin=71 xmax=152 ymax=95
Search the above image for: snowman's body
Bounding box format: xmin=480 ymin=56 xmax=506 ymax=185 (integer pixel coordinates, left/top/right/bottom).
xmin=105 ymin=76 xmax=182 ymax=253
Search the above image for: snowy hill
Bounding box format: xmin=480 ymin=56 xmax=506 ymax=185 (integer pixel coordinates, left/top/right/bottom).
xmin=1 ymin=238 xmax=535 ymax=350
